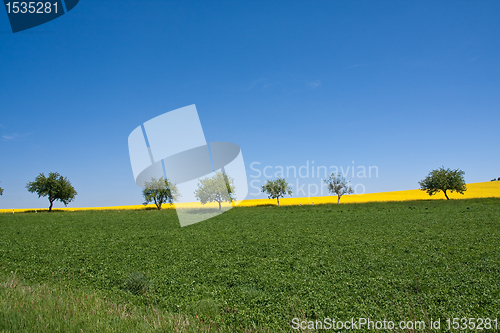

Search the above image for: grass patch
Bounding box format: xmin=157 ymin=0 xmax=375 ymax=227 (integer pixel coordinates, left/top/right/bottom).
xmin=125 ymin=272 xmax=151 ymax=295
xmin=0 ymin=272 xmax=231 ymax=332
xmin=0 ymin=198 xmax=499 ymax=331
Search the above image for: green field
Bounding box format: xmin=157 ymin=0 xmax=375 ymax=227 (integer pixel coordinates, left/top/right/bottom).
xmin=1 ymin=199 xmax=499 ymax=332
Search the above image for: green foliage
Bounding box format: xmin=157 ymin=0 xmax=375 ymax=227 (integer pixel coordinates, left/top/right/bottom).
xmin=261 ymin=178 xmax=292 ymax=206
xmin=0 ymin=181 xmax=3 ymax=196
xmin=323 ymin=173 xmax=354 ymax=204
xmin=142 ymin=177 xmax=180 ymax=210
xmin=194 ymin=171 xmax=235 ymax=211
xmin=26 ymin=172 xmax=77 ymax=211
xmin=419 ymin=166 xmax=467 ymax=200
xmin=1 ymin=199 xmax=499 ymax=331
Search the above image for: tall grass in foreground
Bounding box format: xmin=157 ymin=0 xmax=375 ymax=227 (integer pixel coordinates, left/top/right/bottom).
xmin=0 ymin=272 xmax=239 ymax=333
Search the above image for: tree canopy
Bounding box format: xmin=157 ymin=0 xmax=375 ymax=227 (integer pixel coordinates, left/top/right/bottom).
xmin=261 ymin=178 xmax=292 ymax=207
xmin=194 ymin=171 xmax=235 ymax=211
xmin=142 ymin=177 xmax=180 ymax=210
xmin=419 ymin=166 xmax=466 ymax=200
xmin=0 ymin=181 xmax=3 ymax=196
xmin=26 ymin=172 xmax=77 ymax=211
xmin=323 ymin=173 xmax=354 ymax=204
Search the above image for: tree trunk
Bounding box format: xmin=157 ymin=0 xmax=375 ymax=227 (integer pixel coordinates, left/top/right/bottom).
xmin=337 ymin=195 xmax=341 ymax=205
xmin=49 ymin=200 xmax=53 ymax=212
xmin=218 ymin=201 xmax=221 ymax=211
xmin=154 ymin=197 xmax=161 ymax=210
xmin=444 ymin=190 xmax=449 ymax=200
xmin=277 ymin=197 xmax=280 ymax=207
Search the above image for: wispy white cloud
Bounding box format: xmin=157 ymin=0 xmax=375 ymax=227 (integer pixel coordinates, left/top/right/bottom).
xmin=1 ymin=124 xmax=33 ymax=141
xmin=306 ymin=80 xmax=322 ymax=89
xmin=2 ymin=133 xmax=32 ymax=141
xmin=239 ymin=79 xmax=268 ymax=91
xmin=262 ymin=81 xmax=281 ymax=89
xmin=239 ymin=78 xmax=322 ymax=93
xmin=346 ymin=63 xmax=370 ymax=69
xmin=2 ymin=134 xmax=17 ymax=141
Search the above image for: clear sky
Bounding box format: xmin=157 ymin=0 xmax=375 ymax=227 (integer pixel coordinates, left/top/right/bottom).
xmin=1 ymin=0 xmax=499 ymax=209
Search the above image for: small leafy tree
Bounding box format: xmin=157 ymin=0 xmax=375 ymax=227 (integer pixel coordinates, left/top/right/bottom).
xmin=26 ymin=172 xmax=77 ymax=211
xmin=0 ymin=181 xmax=3 ymax=196
xmin=323 ymin=173 xmax=354 ymax=204
xmin=419 ymin=166 xmax=466 ymax=200
xmin=142 ymin=177 xmax=180 ymax=210
xmin=261 ymin=178 xmax=292 ymax=207
xmin=194 ymin=171 xmax=235 ymax=211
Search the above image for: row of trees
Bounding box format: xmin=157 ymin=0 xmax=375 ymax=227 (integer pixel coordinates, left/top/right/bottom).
xmin=260 ymin=173 xmax=354 ymax=206
xmin=140 ymin=171 xmax=375 ymax=210
xmin=180 ymin=166 xmax=467 ymax=209
xmin=244 ymin=166 xmax=468 ymax=206
xmin=140 ymin=171 xmax=353 ymax=210
xmin=1 ymin=167 xmax=468 ymax=211
xmin=142 ymin=171 xmax=236 ymax=210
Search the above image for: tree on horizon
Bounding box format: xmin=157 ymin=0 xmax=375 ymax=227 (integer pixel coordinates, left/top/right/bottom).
xmin=26 ymin=172 xmax=77 ymax=211
xmin=323 ymin=173 xmax=354 ymax=204
xmin=261 ymin=178 xmax=292 ymax=207
xmin=142 ymin=177 xmax=180 ymax=210
xmin=419 ymin=166 xmax=466 ymax=200
xmin=194 ymin=171 xmax=235 ymax=211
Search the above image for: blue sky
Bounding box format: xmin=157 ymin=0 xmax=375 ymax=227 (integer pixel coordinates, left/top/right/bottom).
xmin=1 ymin=0 xmax=499 ymax=209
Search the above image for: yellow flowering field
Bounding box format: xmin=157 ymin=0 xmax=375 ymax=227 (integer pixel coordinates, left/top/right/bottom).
xmin=1 ymin=181 xmax=499 ymax=213
xmin=242 ymin=181 xmax=500 ymax=207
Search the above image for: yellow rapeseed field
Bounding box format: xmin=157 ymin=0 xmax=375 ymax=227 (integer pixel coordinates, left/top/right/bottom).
xmin=241 ymin=181 xmax=500 ymax=207
xmin=1 ymin=181 xmax=499 ymax=213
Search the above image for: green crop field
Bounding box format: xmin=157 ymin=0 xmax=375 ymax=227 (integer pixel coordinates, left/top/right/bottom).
xmin=1 ymin=199 xmax=499 ymax=332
